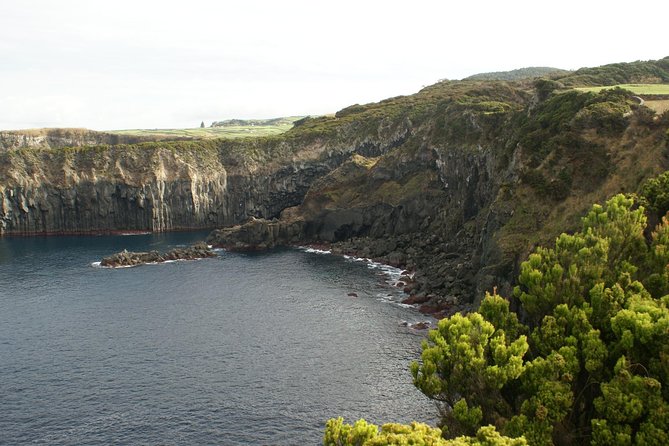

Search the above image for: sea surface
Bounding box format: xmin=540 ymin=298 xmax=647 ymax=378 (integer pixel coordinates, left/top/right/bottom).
xmin=0 ymin=232 xmax=435 ymax=445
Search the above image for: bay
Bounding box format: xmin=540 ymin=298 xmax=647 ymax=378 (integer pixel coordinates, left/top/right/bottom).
xmin=0 ymin=232 xmax=434 ymax=445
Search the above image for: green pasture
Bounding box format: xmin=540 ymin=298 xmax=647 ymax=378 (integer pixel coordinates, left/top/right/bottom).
xmin=575 ymin=83 xmax=669 ymax=95
xmin=109 ymin=117 xmax=304 ymax=139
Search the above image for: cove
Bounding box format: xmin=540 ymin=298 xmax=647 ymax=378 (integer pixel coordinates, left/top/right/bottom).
xmin=0 ymin=231 xmax=434 ymax=445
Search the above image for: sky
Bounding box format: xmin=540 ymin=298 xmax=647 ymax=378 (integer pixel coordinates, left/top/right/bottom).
xmin=1 ymin=0 xmax=667 ymax=131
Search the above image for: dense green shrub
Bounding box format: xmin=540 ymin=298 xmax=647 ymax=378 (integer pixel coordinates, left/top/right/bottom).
xmin=535 ymin=79 xmax=563 ymax=101
xmin=516 ymin=90 xmax=592 ymax=165
xmin=556 ymin=60 xmax=669 ymax=87
xmin=323 ymin=418 xmax=527 ymax=446
xmin=411 ymin=193 xmax=669 ymax=445
xmin=640 ymin=171 xmax=669 ymax=220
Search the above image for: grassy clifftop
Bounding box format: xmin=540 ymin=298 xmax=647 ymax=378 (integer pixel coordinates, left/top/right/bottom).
xmin=110 ymin=116 xmax=304 ymax=139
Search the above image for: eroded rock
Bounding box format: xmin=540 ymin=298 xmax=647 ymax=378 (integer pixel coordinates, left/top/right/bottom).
xmin=100 ymin=242 xmax=215 ymax=267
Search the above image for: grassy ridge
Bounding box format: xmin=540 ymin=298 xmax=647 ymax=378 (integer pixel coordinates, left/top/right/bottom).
xmin=109 ymin=116 xmax=304 ymax=139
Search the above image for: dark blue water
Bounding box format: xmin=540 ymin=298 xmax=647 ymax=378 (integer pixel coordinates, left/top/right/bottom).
xmin=0 ymin=232 xmax=434 ymax=445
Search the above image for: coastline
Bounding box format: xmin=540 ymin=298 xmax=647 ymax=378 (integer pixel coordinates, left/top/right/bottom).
xmin=0 ymin=227 xmax=217 ymax=238
xmin=297 ymin=242 xmax=440 ymax=325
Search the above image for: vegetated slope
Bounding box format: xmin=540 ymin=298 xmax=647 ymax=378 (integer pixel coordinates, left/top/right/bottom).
xmin=464 ymin=66 xmax=570 ymax=81
xmin=209 ymin=58 xmax=669 ymax=315
xmin=3 ymin=58 xmax=669 ymax=317
xmin=326 ymin=187 xmax=669 ymax=445
xmin=210 ymin=116 xmax=303 ymax=127
xmin=554 ymin=56 xmax=669 ymax=86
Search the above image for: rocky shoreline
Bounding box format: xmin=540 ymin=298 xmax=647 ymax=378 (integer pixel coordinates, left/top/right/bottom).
xmin=100 ymin=242 xmax=216 ymax=267
xmin=206 ymin=217 xmax=469 ymax=319
xmin=309 ymin=240 xmax=471 ymax=319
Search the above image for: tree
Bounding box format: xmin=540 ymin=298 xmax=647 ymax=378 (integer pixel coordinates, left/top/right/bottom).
xmin=411 ymin=193 xmax=669 ymax=445
xmin=200 ymin=121 xmax=205 ymax=128
xmin=323 ymin=417 xmax=527 ymax=446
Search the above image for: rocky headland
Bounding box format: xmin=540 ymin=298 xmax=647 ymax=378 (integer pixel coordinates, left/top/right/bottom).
xmin=4 ymin=57 xmax=669 ymax=314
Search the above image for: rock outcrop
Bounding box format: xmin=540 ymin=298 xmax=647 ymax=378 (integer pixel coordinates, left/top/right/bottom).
xmin=206 ymin=81 xmax=669 ymax=315
xmin=0 ymin=119 xmax=410 ymax=235
xmin=100 ymin=242 xmax=215 ymax=267
xmin=3 ymin=59 xmax=669 ymax=314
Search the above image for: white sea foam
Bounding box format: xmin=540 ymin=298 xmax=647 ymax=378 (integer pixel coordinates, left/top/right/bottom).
xmin=118 ymin=231 xmax=151 ymax=236
xmin=90 ymin=261 xmax=135 ymax=269
xmin=299 ymin=246 xmax=332 ymax=255
xmin=295 ymin=246 xmax=422 ymax=311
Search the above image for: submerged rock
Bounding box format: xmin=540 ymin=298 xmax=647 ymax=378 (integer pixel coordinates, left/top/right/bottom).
xmin=100 ymin=242 xmax=215 ymax=267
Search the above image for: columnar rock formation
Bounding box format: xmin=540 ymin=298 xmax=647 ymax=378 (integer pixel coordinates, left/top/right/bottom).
xmin=3 ymin=59 xmax=669 ymax=312
xmin=0 ymin=119 xmax=411 ymax=235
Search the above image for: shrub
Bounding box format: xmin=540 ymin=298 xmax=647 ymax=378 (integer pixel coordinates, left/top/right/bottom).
xmin=412 ymin=193 xmax=669 ymax=445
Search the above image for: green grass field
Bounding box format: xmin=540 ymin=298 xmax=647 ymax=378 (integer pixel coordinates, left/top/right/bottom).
xmin=109 ymin=116 xmax=304 ymax=139
xmin=575 ymin=84 xmax=669 ymax=95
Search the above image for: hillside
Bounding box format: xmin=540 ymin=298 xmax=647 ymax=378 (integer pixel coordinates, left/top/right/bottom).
xmin=555 ymin=56 xmax=669 ymax=86
xmin=2 ymin=57 xmax=669 ymax=317
xmin=464 ymin=66 xmax=569 ymax=81
xmin=210 ymin=116 xmax=303 ymax=127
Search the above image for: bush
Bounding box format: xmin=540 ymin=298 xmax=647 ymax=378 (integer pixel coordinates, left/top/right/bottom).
xmin=411 ymin=193 xmax=669 ymax=445
xmin=640 ymin=171 xmax=669 ymax=219
xmin=323 ymin=418 xmax=527 ymax=446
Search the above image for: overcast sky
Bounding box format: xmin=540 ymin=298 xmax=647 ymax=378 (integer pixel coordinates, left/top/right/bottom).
xmin=1 ymin=0 xmax=667 ymax=131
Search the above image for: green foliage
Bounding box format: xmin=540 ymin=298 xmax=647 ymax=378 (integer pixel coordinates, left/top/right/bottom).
xmin=411 ymin=306 xmax=528 ymax=436
xmin=464 ymin=67 xmax=569 ymax=82
xmin=289 ymin=80 xmax=528 ymax=145
xmin=556 ymin=60 xmax=669 ymax=87
xmin=572 ymin=88 xmax=633 ymax=135
xmin=639 ymin=170 xmax=669 ymax=219
xmin=535 ymin=79 xmax=564 ymax=101
xmin=411 ymin=192 xmax=669 ymax=445
xmin=323 ymin=418 xmax=527 ymax=446
xmin=324 ymin=418 xmax=378 ymax=446
xmin=516 ymin=90 xmax=592 ymax=166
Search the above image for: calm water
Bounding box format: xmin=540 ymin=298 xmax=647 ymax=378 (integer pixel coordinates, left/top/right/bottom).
xmin=0 ymin=232 xmax=434 ymax=445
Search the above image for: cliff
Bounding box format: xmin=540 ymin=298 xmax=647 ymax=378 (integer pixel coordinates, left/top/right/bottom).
xmin=0 ymin=115 xmax=411 ymax=235
xmin=207 ymin=62 xmax=669 ymax=313
xmin=0 ymin=128 xmax=169 ymax=151
xmin=3 ymin=58 xmax=669 ymax=313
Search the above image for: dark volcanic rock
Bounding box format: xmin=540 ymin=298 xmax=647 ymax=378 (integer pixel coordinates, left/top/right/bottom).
xmin=100 ymin=242 xmax=215 ymax=267
xmin=206 ymin=214 xmax=304 ymax=251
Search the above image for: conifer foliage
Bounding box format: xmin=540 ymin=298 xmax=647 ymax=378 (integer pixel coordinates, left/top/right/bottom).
xmin=411 ymin=194 xmax=669 ymax=445
xmin=326 ymin=179 xmax=669 ymax=446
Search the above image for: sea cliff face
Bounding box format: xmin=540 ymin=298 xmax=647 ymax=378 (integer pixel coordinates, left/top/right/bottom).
xmin=205 ymin=80 xmax=669 ymax=313
xmin=0 ymin=118 xmax=412 ymax=235
xmin=3 ymin=69 xmax=669 ymax=313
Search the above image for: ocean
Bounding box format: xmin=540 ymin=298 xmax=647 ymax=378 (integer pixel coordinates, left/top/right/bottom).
xmin=0 ymin=231 xmax=434 ymax=445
